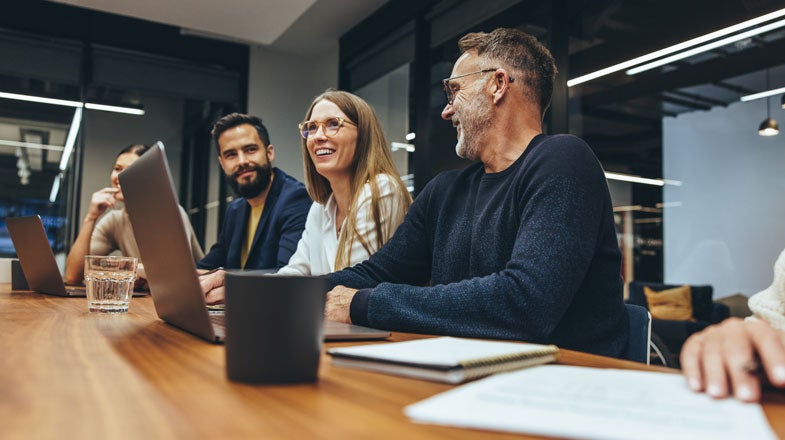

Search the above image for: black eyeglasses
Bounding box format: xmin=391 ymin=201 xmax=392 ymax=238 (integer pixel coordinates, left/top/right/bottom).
xmin=298 ymin=117 xmax=356 ymax=139
xmin=441 ymin=68 xmax=514 ymax=105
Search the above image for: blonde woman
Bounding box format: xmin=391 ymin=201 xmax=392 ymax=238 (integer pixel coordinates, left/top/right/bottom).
xmin=277 ymin=90 xmax=412 ymax=275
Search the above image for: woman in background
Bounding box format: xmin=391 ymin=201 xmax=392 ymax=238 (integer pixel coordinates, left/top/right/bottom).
xmin=64 ymin=143 xmax=203 ymax=284
xmin=277 ymin=89 xmax=412 ymax=275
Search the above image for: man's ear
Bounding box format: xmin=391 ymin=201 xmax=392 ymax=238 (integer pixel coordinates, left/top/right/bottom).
xmin=492 ymin=69 xmax=512 ymax=105
xmin=267 ymin=144 xmax=275 ymax=162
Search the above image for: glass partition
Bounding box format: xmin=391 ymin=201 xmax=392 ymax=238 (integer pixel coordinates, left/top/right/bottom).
xmin=353 ymin=63 xmax=414 ymax=192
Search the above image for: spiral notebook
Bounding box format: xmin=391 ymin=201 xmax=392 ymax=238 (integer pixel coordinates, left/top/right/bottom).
xmin=327 ymin=337 xmax=558 ymax=384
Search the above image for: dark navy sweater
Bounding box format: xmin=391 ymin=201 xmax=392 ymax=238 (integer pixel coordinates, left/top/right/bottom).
xmin=330 ymin=134 xmax=628 ymax=358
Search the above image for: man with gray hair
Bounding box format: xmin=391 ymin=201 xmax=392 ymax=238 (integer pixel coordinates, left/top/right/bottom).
xmin=324 ymin=28 xmax=628 ymax=357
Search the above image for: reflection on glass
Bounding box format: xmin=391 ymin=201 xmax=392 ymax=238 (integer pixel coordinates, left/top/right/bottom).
xmin=353 ymin=63 xmax=412 ymax=192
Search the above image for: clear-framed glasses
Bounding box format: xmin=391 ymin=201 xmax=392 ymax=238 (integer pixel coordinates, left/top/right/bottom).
xmin=298 ymin=117 xmax=356 ymax=139
xmin=441 ymin=68 xmax=514 ymax=105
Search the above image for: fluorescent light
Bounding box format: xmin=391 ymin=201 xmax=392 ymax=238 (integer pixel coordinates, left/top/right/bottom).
xmin=0 ymin=91 xmax=82 ymax=108
xmin=605 ymin=172 xmax=663 ymax=186
xmin=740 ymin=86 xmax=785 ymax=102
xmin=568 ymin=7 xmax=785 ymax=87
xmin=59 ymin=108 xmax=83 ymax=171
xmin=0 ymin=140 xmax=64 ymax=151
xmin=0 ymin=91 xmax=144 ymax=115
xmin=49 ymin=174 xmax=61 ymax=203
xmin=605 ymin=172 xmax=664 ymax=186
xmin=627 ymin=17 xmax=785 ymax=75
xmin=84 ymin=102 xmax=145 ymax=115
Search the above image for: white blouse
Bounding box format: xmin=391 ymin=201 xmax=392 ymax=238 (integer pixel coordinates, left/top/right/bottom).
xmin=277 ymin=174 xmax=405 ymax=276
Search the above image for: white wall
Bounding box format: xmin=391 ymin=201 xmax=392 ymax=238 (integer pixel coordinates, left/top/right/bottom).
xmin=246 ymin=45 xmax=339 ymax=183
xmin=663 ymin=100 xmax=785 ymax=298
xmin=79 ymin=95 xmax=184 ymax=224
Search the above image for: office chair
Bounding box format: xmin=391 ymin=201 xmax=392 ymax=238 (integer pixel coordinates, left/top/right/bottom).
xmin=627 ymin=281 xmax=730 ymax=367
xmin=624 ymin=304 xmax=651 ymax=364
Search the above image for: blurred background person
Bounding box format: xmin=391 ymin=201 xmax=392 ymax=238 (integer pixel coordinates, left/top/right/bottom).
xmin=64 ymin=143 xmax=203 ymax=285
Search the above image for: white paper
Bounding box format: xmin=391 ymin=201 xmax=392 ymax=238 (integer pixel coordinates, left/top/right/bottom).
xmin=328 ymin=336 xmax=554 ymax=367
xmin=405 ymin=365 xmax=776 ymax=440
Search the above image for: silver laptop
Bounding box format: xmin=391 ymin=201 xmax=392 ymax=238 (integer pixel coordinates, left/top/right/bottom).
xmin=119 ymin=143 xmax=390 ymax=343
xmin=6 ymin=215 xmax=86 ymax=296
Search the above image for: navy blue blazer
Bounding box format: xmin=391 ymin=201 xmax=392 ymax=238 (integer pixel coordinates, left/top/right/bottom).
xmin=197 ymin=168 xmax=311 ymax=270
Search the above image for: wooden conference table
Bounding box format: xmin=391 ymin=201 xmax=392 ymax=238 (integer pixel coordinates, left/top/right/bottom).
xmin=1 ymin=285 xmax=784 ymax=439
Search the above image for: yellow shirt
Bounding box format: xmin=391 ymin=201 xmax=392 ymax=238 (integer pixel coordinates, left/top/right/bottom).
xmin=241 ymin=203 xmax=264 ymax=268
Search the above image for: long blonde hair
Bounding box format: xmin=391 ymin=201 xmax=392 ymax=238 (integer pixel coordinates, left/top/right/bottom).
xmin=301 ymin=89 xmax=412 ymax=270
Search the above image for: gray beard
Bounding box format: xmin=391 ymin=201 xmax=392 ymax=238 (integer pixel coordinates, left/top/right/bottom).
xmin=454 ymin=87 xmax=493 ymax=161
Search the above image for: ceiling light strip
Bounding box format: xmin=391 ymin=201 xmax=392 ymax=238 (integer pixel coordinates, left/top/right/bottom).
xmin=59 ymin=108 xmax=83 ymax=171
xmin=568 ymin=7 xmax=785 ymax=87
xmin=0 ymin=140 xmax=65 ymax=151
xmin=626 ymin=17 xmax=785 ymax=75
xmin=740 ymin=85 xmax=785 ymax=102
xmin=0 ymin=91 xmax=82 ymax=108
xmin=49 ymin=174 xmax=61 ymax=203
xmin=84 ymin=102 xmax=145 ymax=115
xmin=605 ymin=172 xmax=665 ymax=186
xmin=0 ymin=91 xmax=144 ymax=115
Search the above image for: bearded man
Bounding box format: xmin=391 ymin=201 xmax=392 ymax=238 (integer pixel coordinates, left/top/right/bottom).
xmin=197 ymin=113 xmax=311 ymax=271
xmin=323 ymin=28 xmax=628 ymax=357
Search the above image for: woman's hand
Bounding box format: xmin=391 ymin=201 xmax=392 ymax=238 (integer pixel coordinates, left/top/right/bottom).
xmin=681 ymin=317 xmax=785 ymax=402
xmin=87 ymin=188 xmax=120 ymax=220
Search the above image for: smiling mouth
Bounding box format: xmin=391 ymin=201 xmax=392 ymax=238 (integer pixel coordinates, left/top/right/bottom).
xmin=315 ymin=148 xmax=335 ymax=157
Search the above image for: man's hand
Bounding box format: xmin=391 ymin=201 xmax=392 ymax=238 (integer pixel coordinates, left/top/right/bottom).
xmin=681 ymin=317 xmax=785 ymax=402
xmin=325 ymin=285 xmax=357 ymax=323
xmin=199 ymin=269 xmax=226 ymax=305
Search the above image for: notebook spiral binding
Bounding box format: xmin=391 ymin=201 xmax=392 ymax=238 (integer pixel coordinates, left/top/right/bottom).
xmin=457 ymin=345 xmax=559 ymax=380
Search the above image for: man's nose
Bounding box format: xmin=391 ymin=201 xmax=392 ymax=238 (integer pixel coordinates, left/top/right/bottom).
xmin=441 ymin=102 xmax=454 ymax=121
xmin=237 ymin=151 xmax=249 ymax=164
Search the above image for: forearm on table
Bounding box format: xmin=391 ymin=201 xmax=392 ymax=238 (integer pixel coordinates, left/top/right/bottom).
xmin=64 ymin=216 xmax=98 ymax=284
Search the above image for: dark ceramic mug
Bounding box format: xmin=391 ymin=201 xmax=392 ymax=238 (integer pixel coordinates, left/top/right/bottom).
xmin=224 ymin=273 xmax=327 ymax=384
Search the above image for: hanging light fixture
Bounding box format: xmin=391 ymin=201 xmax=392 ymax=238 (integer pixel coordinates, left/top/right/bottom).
xmin=759 ymin=70 xmax=779 ymax=136
xmin=759 ymin=117 xmax=780 ymax=136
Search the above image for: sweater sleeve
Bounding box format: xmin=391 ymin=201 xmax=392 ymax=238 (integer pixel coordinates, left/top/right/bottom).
xmin=347 ymin=139 xmax=613 ymax=341
xmin=748 ymin=248 xmax=785 ymax=332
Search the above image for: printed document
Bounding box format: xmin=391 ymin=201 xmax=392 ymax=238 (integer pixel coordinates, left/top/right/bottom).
xmin=405 ymin=365 xmax=775 ymax=440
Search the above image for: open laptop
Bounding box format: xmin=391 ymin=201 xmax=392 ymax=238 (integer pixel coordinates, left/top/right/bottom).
xmin=119 ymin=143 xmax=390 ymax=343
xmin=5 ymin=215 xmax=86 ymax=296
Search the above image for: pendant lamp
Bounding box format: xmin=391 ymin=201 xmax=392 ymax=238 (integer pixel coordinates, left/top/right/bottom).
xmin=759 ymin=69 xmax=779 ymax=136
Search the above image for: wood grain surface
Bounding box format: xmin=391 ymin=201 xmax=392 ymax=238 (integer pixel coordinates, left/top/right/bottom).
xmin=1 ymin=285 xmax=782 ymax=439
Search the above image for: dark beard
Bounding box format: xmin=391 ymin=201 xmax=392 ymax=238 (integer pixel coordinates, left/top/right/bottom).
xmin=226 ymin=163 xmax=272 ymax=199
